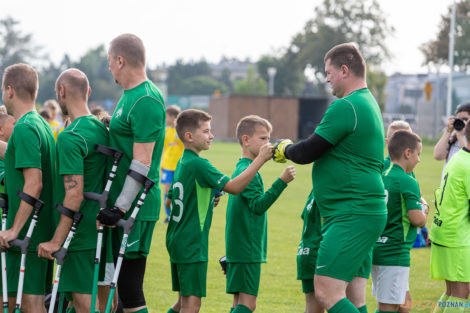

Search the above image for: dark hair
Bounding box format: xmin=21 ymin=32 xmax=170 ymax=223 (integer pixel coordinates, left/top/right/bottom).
xmin=455 ymin=102 xmax=470 ymax=115
xmin=166 ymin=105 xmax=181 ymax=117
xmin=175 ymin=109 xmax=212 ymax=142
xmin=2 ymin=63 xmax=38 ymax=101
xmin=39 ymin=109 xmax=51 ymax=120
xmin=236 ymin=115 xmax=272 ymax=145
xmin=388 ymin=130 xmax=421 ymax=161
xmin=324 ymin=43 xmax=366 ymax=78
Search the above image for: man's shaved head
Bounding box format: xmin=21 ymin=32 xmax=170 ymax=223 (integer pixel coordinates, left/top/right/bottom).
xmin=109 ymin=34 xmax=146 ymax=68
xmin=55 ymin=68 xmax=90 ymax=101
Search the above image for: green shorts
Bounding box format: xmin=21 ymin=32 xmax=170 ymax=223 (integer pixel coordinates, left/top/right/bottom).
xmin=59 ymin=249 xmax=95 ymax=294
xmin=356 ymin=249 xmax=372 ymax=279
xmin=226 ymin=263 xmax=261 ymax=296
xmin=430 ymin=243 xmax=470 ymax=282
xmin=171 ymin=262 xmax=207 ymax=297
xmin=111 ymin=220 xmax=156 ymax=259
xmin=302 ymin=279 xmax=314 ymax=294
xmin=7 ymin=250 xmax=51 ymax=295
xmin=315 ymin=214 xmax=386 ymax=282
xmin=297 ymin=250 xmax=317 ymax=280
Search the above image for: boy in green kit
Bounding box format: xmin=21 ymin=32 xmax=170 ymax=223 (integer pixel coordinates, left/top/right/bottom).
xmin=372 ymin=130 xmax=428 ymax=313
xmin=225 ymin=115 xmax=295 ymax=313
xmin=166 ymin=110 xmax=274 ymax=313
xmin=297 ymin=190 xmax=323 ymax=313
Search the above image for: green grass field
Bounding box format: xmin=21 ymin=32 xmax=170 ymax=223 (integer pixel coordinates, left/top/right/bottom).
xmin=145 ymin=142 xmax=444 ymax=312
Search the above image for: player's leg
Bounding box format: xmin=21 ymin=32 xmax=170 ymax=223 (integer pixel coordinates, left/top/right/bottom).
xmin=346 ymin=277 xmax=367 ymax=309
xmin=22 ymin=294 xmax=46 ymax=313
xmin=180 ymin=296 xmax=201 ymax=313
xmin=167 ymin=293 xmax=181 ymax=313
xmin=226 ymin=263 xmax=260 ymax=312
xmin=398 ymin=290 xmax=411 ymax=313
xmin=372 ymin=266 xmax=409 ymax=313
xmin=71 ymin=293 xmax=91 ymax=313
xmin=305 ymin=291 xmax=323 ymax=313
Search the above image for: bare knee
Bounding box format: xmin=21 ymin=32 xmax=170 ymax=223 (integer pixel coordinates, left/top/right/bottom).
xmin=22 ymin=294 xmax=46 ymax=313
xmin=346 ymin=277 xmax=367 ymax=307
xmin=314 ymin=275 xmax=347 ymax=310
xmin=238 ymin=293 xmax=257 ymax=311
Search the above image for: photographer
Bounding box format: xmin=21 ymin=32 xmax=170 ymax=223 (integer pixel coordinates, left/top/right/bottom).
xmin=433 ymin=103 xmax=470 ymax=172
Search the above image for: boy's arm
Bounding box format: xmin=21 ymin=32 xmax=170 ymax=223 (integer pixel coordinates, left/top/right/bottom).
xmin=404 ymin=179 xmax=427 ymax=228
xmin=243 ymin=166 xmax=295 ymax=215
xmin=223 ymin=143 xmax=273 ymax=195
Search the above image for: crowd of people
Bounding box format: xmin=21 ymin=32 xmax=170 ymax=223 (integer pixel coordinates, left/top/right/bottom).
xmin=0 ymin=33 xmax=468 ymax=313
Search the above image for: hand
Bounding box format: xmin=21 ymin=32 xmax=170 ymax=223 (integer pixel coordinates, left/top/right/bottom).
xmin=273 ymin=139 xmax=293 ymax=163
xmin=257 ymin=143 xmax=274 ymax=163
xmin=0 ymin=229 xmax=18 ymax=249
xmin=38 ymin=241 xmax=61 ymax=260
xmin=280 ymin=165 xmax=296 ymax=183
xmin=214 ymin=196 xmax=221 ymax=207
xmin=421 ymin=197 xmax=429 ymax=216
xmin=96 ymin=207 xmax=125 ymax=226
xmin=446 ymin=116 xmax=456 ymax=133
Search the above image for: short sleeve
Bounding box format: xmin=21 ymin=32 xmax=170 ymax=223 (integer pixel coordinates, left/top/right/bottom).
xmin=194 ymin=158 xmax=230 ymax=190
xmin=314 ymin=99 xmax=356 ymax=145
xmin=57 ymin=132 xmax=86 ymax=175
xmin=401 ymin=177 xmax=422 ymax=212
xmin=14 ymin=123 xmax=41 ymax=169
xmin=465 ymin=172 xmax=470 ymax=199
xmin=129 ymin=96 xmax=165 ymax=143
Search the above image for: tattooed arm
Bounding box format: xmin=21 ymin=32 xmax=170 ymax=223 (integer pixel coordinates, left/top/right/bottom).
xmin=0 ymin=168 xmax=43 ymax=247
xmin=38 ymin=174 xmax=83 ymax=259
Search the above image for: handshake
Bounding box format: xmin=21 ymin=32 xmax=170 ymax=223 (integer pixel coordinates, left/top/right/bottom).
xmin=272 ymin=139 xmax=293 ymax=163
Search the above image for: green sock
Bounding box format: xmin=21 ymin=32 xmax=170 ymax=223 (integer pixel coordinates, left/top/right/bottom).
xmin=328 ymin=298 xmax=360 ymax=313
xmin=167 ymin=309 xmax=179 ymax=313
xmin=233 ymin=304 xmax=252 ymax=313
xmin=443 ymin=296 xmax=466 ymax=313
xmin=432 ymin=293 xmax=449 ymax=313
xmin=358 ymin=305 xmax=367 ymax=313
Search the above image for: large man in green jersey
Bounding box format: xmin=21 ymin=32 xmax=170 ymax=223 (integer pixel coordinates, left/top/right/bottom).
xmin=0 ymin=63 xmax=57 ymax=313
xmin=95 ymin=34 xmax=166 ymax=313
xmin=37 ymin=69 xmax=109 ymax=313
xmin=274 ymin=44 xmax=387 ymax=313
xmin=430 ymin=122 xmax=470 ymax=312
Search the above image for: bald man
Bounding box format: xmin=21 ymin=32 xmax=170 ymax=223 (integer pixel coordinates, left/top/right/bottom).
xmin=0 ymin=63 xmax=57 ymax=313
xmin=97 ymin=34 xmax=165 ymax=313
xmin=37 ymin=69 xmax=109 ymax=313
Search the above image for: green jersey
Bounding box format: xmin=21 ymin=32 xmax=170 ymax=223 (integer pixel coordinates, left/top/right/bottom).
xmin=56 ymin=115 xmax=109 ymax=251
xmin=296 ymin=190 xmax=322 ymax=279
xmin=107 ymin=80 xmax=166 ymax=221
xmin=166 ymin=149 xmax=230 ymax=263
xmin=4 ymin=111 xmax=57 ymax=251
xmin=373 ymin=164 xmax=421 ymax=267
xmin=225 ymin=158 xmax=287 ymax=263
xmin=431 ymin=148 xmax=470 ymax=247
xmin=314 ymin=88 xmax=386 ymax=217
xmin=383 ymin=155 xmax=415 ymax=178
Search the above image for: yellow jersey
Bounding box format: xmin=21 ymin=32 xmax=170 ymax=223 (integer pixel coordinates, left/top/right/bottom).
xmin=161 ymin=126 xmax=184 ymax=171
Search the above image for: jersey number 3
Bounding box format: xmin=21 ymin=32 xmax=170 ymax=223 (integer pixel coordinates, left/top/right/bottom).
xmin=171 ymin=182 xmax=184 ymax=222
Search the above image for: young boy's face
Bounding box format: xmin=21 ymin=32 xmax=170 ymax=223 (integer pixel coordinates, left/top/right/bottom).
xmin=246 ymin=125 xmax=270 ymax=158
xmin=405 ymin=142 xmax=422 ymax=173
xmin=191 ymin=120 xmax=214 ymax=151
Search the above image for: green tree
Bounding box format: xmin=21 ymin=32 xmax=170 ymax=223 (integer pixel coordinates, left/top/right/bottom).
xmin=167 ymin=60 xmax=211 ymax=94
xmin=233 ymin=67 xmax=267 ymax=95
xmin=179 ymin=76 xmax=228 ymax=95
xmin=420 ymin=0 xmax=470 ymax=70
xmin=0 ymin=16 xmax=40 ymax=79
xmin=367 ymin=67 xmax=388 ymax=111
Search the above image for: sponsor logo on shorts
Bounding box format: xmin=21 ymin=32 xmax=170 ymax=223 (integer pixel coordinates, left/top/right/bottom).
xmin=126 ymin=240 xmax=139 ymax=248
xmin=297 ymin=247 xmax=310 ymax=256
xmin=376 ymin=236 xmax=388 ymax=243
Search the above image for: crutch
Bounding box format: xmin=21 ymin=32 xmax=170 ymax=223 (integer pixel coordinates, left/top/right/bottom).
xmin=104 ymin=173 xmax=155 ymax=313
xmin=9 ymin=191 xmax=44 ymax=313
xmin=46 ymin=205 xmax=83 ymax=313
xmin=0 ymin=193 xmax=8 ymax=313
xmin=82 ymin=144 xmax=122 ymax=313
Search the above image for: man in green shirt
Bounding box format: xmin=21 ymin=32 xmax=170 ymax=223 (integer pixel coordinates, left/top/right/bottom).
xmin=273 ymin=44 xmax=387 ymax=313
xmin=165 ymin=110 xmax=273 ymax=313
xmin=296 ymin=190 xmax=323 ymax=313
xmin=96 ymin=34 xmax=166 ymax=313
xmin=430 ymin=122 xmax=470 ymax=313
xmin=372 ymin=130 xmax=427 ymax=313
xmin=37 ymin=69 xmax=109 ymax=313
xmin=0 ymin=63 xmax=57 ymax=313
xmin=225 ymin=115 xmax=295 ymax=313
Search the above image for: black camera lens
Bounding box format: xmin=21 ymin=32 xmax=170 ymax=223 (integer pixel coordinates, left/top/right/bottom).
xmin=454 ymin=118 xmax=465 ymax=131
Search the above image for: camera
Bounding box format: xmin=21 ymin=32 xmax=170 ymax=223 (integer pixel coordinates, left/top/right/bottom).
xmin=453 ymin=118 xmax=466 ymax=131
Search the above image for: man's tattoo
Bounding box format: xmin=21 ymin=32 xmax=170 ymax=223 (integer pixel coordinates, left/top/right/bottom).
xmin=64 ymin=176 xmax=78 ymax=190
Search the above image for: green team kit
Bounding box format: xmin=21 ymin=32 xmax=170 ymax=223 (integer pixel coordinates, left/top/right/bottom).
xmin=107 ymin=80 xmax=165 ymax=258
xmin=166 ymin=149 xmax=230 ymax=296
xmin=4 ymin=111 xmax=57 ymax=294
xmin=373 ymin=164 xmax=421 ymax=267
xmin=225 ymin=158 xmax=287 ymax=296
xmin=296 ymin=190 xmax=322 ymax=294
xmin=55 ymin=115 xmax=109 ymax=293
xmin=313 ymin=88 xmax=387 ymax=281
